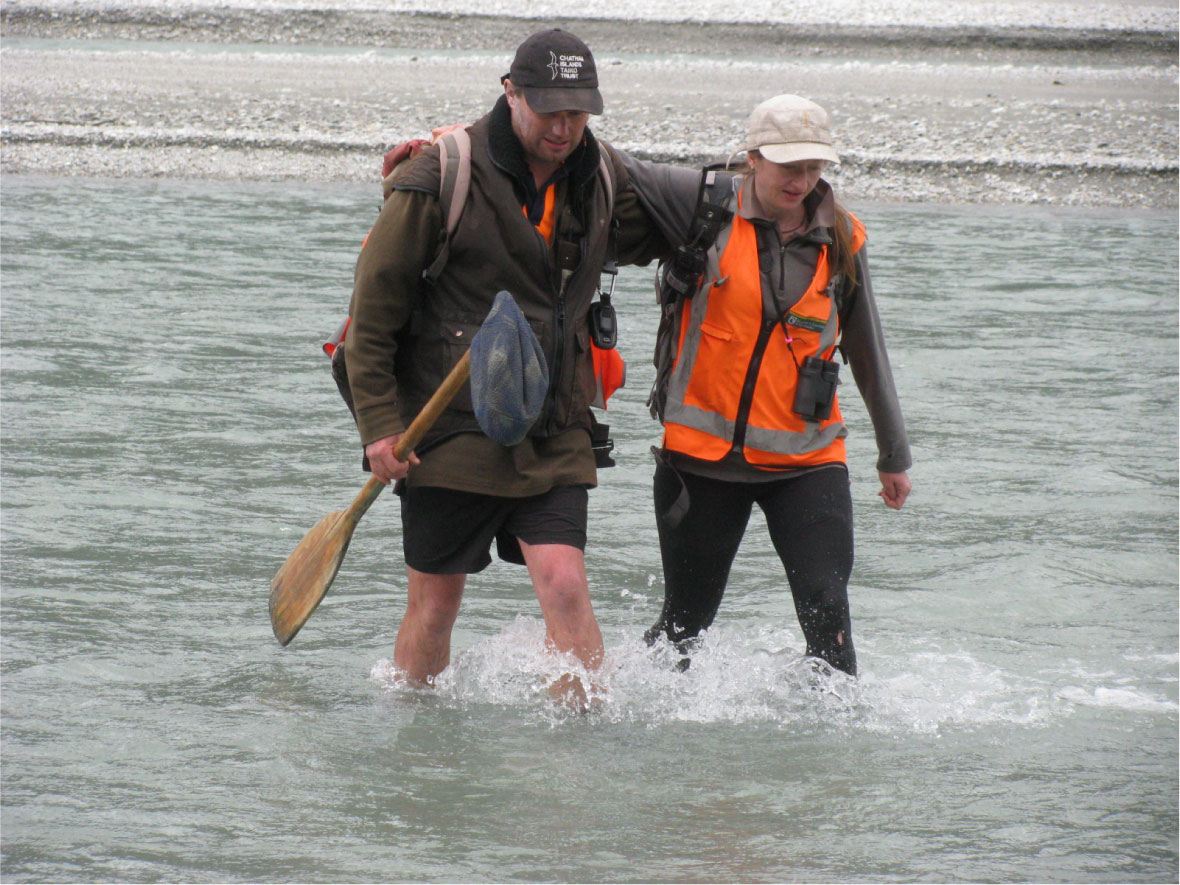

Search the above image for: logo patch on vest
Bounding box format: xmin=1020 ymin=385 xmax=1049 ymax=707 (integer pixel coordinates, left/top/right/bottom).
xmin=784 ymin=311 xmax=827 ymax=333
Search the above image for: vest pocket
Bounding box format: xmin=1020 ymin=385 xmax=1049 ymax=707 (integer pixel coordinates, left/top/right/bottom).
xmin=699 ymin=320 xmax=734 ymax=342
xmin=682 ymin=320 xmax=744 ymax=416
xmin=437 ymin=316 xmax=482 ymax=413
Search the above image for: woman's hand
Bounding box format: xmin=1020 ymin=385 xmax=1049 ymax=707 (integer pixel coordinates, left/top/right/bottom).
xmin=878 ymin=471 xmax=911 ymax=510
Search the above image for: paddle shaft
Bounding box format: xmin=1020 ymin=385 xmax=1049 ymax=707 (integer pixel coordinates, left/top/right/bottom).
xmin=268 ymin=349 xmax=473 ymax=646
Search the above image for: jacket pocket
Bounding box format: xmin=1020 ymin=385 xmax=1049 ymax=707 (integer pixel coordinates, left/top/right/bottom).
xmin=437 ymin=315 xmax=483 ymax=413
xmin=565 ymin=320 xmax=596 ymax=426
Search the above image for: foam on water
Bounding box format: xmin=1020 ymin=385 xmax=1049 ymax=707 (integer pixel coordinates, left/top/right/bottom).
xmin=370 ymin=616 xmax=1176 ymax=734
xmin=1057 ymin=685 xmax=1179 ymax=713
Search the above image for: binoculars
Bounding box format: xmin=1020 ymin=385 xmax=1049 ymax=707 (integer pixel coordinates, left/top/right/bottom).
xmin=793 ymin=356 xmax=840 ymax=423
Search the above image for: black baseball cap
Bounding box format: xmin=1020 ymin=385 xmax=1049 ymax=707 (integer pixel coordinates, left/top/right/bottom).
xmin=502 ymin=28 xmax=604 ymax=115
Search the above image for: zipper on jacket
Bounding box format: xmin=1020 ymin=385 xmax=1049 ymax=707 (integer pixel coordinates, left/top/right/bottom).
xmin=543 ymin=287 xmax=567 ymax=434
xmin=540 ymin=229 xmax=567 ymax=435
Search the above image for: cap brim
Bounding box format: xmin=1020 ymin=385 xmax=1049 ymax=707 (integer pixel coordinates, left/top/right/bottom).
xmin=520 ymin=85 xmax=603 ymax=115
xmin=754 ymin=142 xmax=840 ymax=165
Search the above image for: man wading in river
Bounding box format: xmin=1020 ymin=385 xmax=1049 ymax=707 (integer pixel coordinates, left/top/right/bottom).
xmin=345 ymin=29 xmax=668 ymax=707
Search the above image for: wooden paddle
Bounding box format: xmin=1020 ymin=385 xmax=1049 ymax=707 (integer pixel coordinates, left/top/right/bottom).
xmin=268 ymin=350 xmax=471 ymax=646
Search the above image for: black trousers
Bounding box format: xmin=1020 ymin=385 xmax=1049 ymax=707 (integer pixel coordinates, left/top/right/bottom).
xmin=646 ymin=461 xmax=858 ymax=675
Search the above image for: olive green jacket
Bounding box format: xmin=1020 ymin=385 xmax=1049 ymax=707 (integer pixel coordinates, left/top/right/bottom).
xmin=346 ymin=96 xmax=668 ymax=494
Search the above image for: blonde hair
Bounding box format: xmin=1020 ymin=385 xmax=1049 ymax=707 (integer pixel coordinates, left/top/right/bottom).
xmin=830 ymin=201 xmax=859 ymax=290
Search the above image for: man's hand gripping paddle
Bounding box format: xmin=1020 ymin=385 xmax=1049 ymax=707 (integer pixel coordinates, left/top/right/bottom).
xmin=269 ymin=291 xmax=547 ymax=646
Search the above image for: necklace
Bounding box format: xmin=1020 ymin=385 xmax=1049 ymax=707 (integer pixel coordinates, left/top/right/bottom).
xmin=777 ymin=216 xmax=806 ymax=241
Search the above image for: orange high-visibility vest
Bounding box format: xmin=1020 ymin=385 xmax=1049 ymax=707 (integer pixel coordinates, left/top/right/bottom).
xmin=524 ymin=184 xmax=558 ymax=245
xmin=591 ymin=344 xmax=626 ymax=409
xmin=662 ymin=204 xmax=866 ymax=468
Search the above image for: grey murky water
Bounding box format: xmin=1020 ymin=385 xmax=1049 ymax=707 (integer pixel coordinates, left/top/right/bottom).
xmin=2 ymin=177 xmax=1176 ymax=882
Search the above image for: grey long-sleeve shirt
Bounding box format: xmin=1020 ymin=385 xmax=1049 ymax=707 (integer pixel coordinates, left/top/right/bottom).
xmin=620 ymin=153 xmax=912 ymax=477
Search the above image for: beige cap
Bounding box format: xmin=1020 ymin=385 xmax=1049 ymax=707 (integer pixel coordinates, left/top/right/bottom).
xmin=740 ymin=94 xmax=840 ymax=165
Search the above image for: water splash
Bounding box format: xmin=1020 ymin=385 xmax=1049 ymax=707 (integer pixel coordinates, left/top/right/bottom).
xmin=367 ymin=617 xmax=1155 ymax=734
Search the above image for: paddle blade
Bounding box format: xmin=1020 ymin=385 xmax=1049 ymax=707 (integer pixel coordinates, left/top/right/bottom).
xmin=269 ymin=509 xmax=353 ymax=646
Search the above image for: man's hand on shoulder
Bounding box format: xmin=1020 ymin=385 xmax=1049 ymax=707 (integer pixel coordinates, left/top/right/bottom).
xmin=382 ymin=139 xmax=429 ymax=180
xmin=381 ymin=125 xmax=469 ymax=180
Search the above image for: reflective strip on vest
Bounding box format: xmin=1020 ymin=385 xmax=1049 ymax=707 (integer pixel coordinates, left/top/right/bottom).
xmin=661 ymin=208 xmax=864 ymax=468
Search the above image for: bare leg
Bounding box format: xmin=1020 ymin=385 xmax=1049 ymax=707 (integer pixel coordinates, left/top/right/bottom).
xmin=519 ymin=541 xmax=604 ymax=708
xmin=393 ymin=568 xmax=466 ymax=684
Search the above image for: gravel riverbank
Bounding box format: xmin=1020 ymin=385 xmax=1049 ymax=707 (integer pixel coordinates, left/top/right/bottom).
xmin=2 ymin=3 xmax=1176 ymax=207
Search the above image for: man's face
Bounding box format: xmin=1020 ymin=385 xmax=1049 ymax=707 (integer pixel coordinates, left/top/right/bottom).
xmin=505 ymin=82 xmax=590 ymax=169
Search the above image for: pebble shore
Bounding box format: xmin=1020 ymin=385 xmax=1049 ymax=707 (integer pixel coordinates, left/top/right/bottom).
xmin=2 ymin=3 xmax=1176 ymax=207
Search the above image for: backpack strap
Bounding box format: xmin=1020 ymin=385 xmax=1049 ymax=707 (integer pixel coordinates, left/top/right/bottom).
xmin=658 ymin=166 xmax=736 ymax=305
xmin=554 ymin=144 xmax=617 ymax=298
xmin=588 ymin=146 xmax=622 ymax=351
xmin=424 ymin=132 xmax=616 ymax=291
xmin=595 ymin=145 xmax=619 ymax=300
xmin=423 ymin=128 xmax=472 ymax=284
xmin=694 ymin=167 xmax=736 ymax=249
xmin=701 ymin=170 xmax=738 ymax=284
xmin=648 ymin=167 xmax=737 ymax=420
xmin=597 ymin=145 xmax=615 ymax=222
xmin=438 ymin=128 xmax=472 ymax=240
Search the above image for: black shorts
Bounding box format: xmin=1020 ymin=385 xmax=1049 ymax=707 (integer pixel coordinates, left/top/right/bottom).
xmin=399 ymin=485 xmax=588 ymax=574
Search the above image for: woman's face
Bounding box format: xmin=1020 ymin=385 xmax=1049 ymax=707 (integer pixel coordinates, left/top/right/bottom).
xmin=748 ymin=154 xmax=826 ymax=221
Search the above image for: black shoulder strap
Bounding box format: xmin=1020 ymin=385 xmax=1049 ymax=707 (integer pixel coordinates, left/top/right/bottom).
xmin=688 ymin=165 xmax=735 ymax=252
xmin=658 ymin=166 xmax=736 ymax=304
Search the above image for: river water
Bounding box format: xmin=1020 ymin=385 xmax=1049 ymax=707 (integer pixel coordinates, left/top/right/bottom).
xmin=1 ymin=176 xmax=1176 ymax=883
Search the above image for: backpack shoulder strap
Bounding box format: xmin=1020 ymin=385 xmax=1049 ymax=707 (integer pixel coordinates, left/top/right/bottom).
xmin=700 ymin=168 xmax=738 ymax=270
xmin=597 ymin=144 xmax=619 ymax=276
xmin=437 ymin=128 xmax=472 ymax=240
xmin=657 ymin=165 xmax=736 ymax=304
xmin=423 ymin=128 xmax=472 ymax=283
xmin=597 ymin=144 xmax=616 ymax=222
